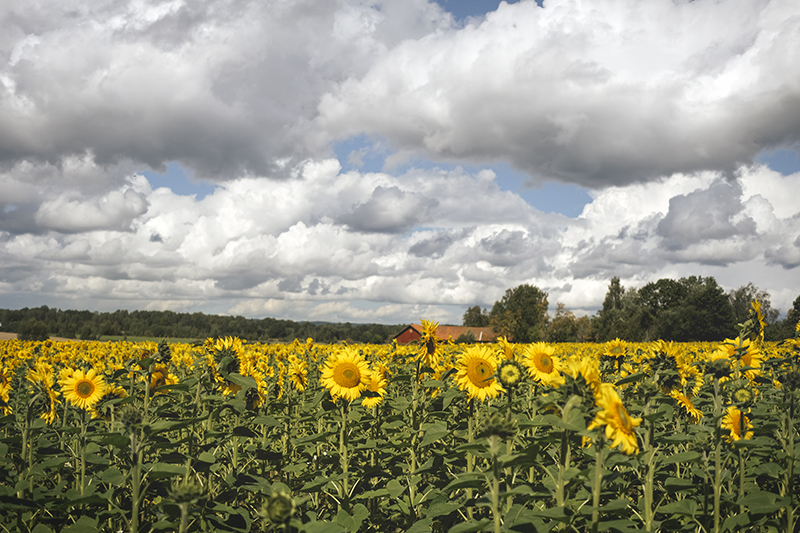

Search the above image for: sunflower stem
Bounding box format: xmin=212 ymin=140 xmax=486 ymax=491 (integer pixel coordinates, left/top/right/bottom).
xmin=339 ymin=401 xmax=350 ymax=512
xmin=488 ymin=434 xmax=502 ymax=533
xmin=467 ymin=401 xmax=475 ymax=520
xmin=591 ymin=435 xmax=605 ymax=533
xmin=785 ymin=389 xmax=796 ymax=533
xmin=712 ymin=376 xmax=723 ymax=533
xmin=80 ymin=409 xmax=87 ymax=497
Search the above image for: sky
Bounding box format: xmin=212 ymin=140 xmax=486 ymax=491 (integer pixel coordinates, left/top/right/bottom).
xmin=1 ymin=0 xmax=799 ymax=327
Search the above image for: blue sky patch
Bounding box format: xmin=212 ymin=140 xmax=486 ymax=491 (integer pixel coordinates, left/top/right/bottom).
xmin=140 ymin=162 xmax=217 ymax=200
xmin=757 ymin=148 xmax=800 ymax=176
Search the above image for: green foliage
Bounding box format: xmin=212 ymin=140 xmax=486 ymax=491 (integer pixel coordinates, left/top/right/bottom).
xmin=0 ymin=307 xmax=404 ymax=344
xmin=489 ymin=284 xmax=549 ymax=343
xmin=462 ymin=306 xmax=490 ymax=328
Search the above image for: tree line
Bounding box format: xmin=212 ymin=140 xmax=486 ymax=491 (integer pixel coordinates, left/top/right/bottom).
xmin=0 ymin=307 xmax=403 ymax=344
xmin=463 ymin=276 xmax=800 ymax=343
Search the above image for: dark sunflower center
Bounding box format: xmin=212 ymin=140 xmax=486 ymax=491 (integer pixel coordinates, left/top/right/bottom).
xmin=77 ymin=380 xmax=94 ymax=398
xmin=336 ymin=363 xmax=360 ymax=388
xmin=616 ymin=404 xmax=632 ymax=431
xmin=536 ymin=354 xmax=552 ymax=373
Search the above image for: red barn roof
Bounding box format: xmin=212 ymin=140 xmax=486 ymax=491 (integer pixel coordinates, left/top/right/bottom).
xmin=393 ymin=324 xmax=497 ymax=344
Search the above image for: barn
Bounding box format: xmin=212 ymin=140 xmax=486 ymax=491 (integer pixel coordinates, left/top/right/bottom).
xmin=392 ymin=324 xmax=497 ymax=345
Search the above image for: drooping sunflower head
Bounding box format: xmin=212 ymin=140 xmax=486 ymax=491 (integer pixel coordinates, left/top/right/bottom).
xmin=59 ymin=368 xmax=106 ymax=411
xmin=418 ymin=319 xmax=440 ymax=368
xmin=454 ymin=345 xmax=503 ymax=402
xmin=721 ymin=406 xmax=753 ymax=442
xmin=0 ymin=382 xmax=12 ymax=416
xmin=496 ymin=336 xmax=515 ymax=361
xmin=288 ymin=357 xmax=308 ymax=392
xmin=670 ymin=390 xmax=703 ymax=423
xmin=320 ymin=348 xmax=372 ymax=402
xmin=522 ymin=343 xmax=563 ymax=386
xmin=90 ymin=386 xmax=128 ymax=420
xmin=590 ymin=384 xmax=642 ymax=455
xmin=211 ymin=336 xmax=244 ymax=375
xmin=362 ymin=369 xmax=388 ymax=409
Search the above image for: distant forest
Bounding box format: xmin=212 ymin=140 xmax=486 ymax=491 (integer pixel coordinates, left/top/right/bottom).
xmin=2 ymin=276 xmax=798 ymax=345
xmin=0 ymin=306 xmax=405 ymax=344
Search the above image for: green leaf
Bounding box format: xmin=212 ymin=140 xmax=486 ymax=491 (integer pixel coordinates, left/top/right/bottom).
xmin=100 ymin=466 xmax=126 ymax=486
xmin=386 ymin=479 xmax=405 ymax=499
xmin=447 ymin=518 xmax=492 ymax=533
xmin=426 ymin=501 xmax=461 ymax=518
xmin=407 ymin=518 xmax=433 ymax=533
xmin=227 ymin=373 xmax=257 ymax=390
xmin=443 ymin=473 xmax=485 ymax=493
xmin=662 ymin=450 xmax=701 ymax=465
xmin=738 ymin=490 xmax=789 ymax=514
xmin=420 ymin=421 xmax=449 ymax=447
xmin=657 ymin=499 xmax=698 ymax=517
xmin=232 ymin=426 xmax=258 ymax=438
xmin=303 ymin=522 xmax=345 ymax=533
xmin=62 ymin=516 xmax=99 ymax=533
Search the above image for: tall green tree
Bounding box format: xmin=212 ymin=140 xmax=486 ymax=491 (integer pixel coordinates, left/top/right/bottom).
xmin=640 ymin=276 xmax=735 ymax=341
xmin=462 ymin=305 xmax=490 ymax=327
xmin=490 ymin=284 xmax=549 ymax=342
xmin=547 ymin=302 xmax=578 ymax=342
xmin=728 ymin=283 xmax=780 ymax=325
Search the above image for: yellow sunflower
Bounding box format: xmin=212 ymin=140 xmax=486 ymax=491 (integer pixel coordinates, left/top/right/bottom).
xmin=496 ymin=336 xmax=516 ymax=360
xmin=320 ymin=348 xmax=372 ymax=401
xmin=288 ymin=357 xmax=308 ymax=392
xmin=589 ymin=384 xmax=642 ymax=455
xmin=522 ymin=343 xmax=564 ymax=386
xmin=150 ymin=364 xmax=178 ymax=392
xmin=497 ymin=359 xmax=524 ymax=389
xmin=90 ymin=386 xmax=128 ymax=420
xmin=721 ymin=406 xmax=753 ymax=442
xmin=670 ymin=390 xmax=703 ymax=423
xmin=603 ymin=338 xmax=627 ymax=360
xmin=59 ymin=368 xmax=106 ymax=410
xmin=0 ymin=382 xmax=12 ymax=416
xmin=362 ymin=369 xmax=388 ymax=409
xmin=418 ymin=319 xmax=440 ymax=369
xmin=454 ymin=345 xmax=503 ymax=402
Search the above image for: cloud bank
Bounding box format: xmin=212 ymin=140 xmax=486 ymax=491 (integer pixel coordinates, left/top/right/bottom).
xmin=1 ymin=0 xmax=799 ymax=325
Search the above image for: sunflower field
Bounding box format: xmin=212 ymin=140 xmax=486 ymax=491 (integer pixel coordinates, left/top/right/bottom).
xmin=1 ymin=305 xmax=799 ymax=533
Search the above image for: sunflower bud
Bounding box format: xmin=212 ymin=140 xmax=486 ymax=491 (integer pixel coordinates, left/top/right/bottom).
xmin=706 ymin=358 xmax=733 ymax=380
xmin=497 ymin=359 xmax=524 ymax=389
xmin=478 ymin=410 xmax=518 ymax=440
xmin=119 ymin=405 xmax=143 ymax=430
xmin=169 ymin=477 xmax=206 ymax=504
xmin=729 ymin=381 xmax=755 ymax=408
xmin=261 ymin=491 xmax=296 ymax=524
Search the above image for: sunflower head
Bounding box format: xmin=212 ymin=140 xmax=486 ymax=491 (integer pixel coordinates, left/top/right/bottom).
xmin=522 ymin=343 xmax=563 ymax=386
xmin=497 ymin=359 xmax=524 ymax=390
xmin=418 ymin=319 xmax=440 ymax=369
xmin=320 ymin=348 xmax=372 ymax=402
xmin=454 ymin=345 xmax=503 ymax=402
xmin=59 ymin=368 xmax=106 ymax=411
xmin=155 ymin=340 xmax=172 ymax=365
xmin=729 ymin=381 xmax=756 ymax=408
xmin=721 ymin=406 xmax=753 ymax=442
xmin=91 ymin=386 xmax=128 ymax=420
